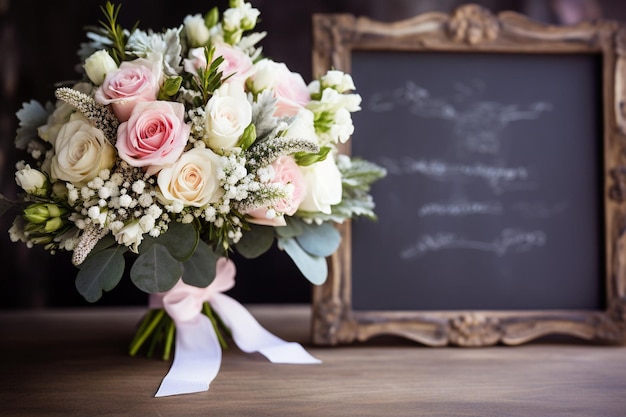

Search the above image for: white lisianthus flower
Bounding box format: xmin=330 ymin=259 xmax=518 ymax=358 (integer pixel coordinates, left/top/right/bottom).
xmin=204 ymin=83 xmax=252 ymax=151
xmin=15 ymin=165 xmax=48 ymax=197
xmin=299 ymin=154 xmax=342 ymax=214
xmin=329 ymin=107 xmax=355 ymax=144
xmin=112 ymin=221 xmax=144 ymax=253
xmin=183 ymin=14 xmax=210 ymax=47
xmin=157 ymin=147 xmax=225 ymax=207
xmin=83 ymin=50 xmax=118 ymax=85
xmin=283 ymin=108 xmax=318 ymax=143
xmin=50 ymin=113 xmax=116 ymax=184
xmin=320 ymin=70 xmax=356 ymax=93
xmin=223 ymin=1 xmax=259 ymax=32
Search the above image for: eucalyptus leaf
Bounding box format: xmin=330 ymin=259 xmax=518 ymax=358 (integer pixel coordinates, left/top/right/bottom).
xmin=131 ymin=243 xmax=183 ymax=293
xmin=182 ymin=240 xmax=219 ymax=288
xmin=138 ymin=221 xmax=198 ymax=262
xmin=275 ymin=216 xmax=305 ymax=238
xmin=75 ymin=247 xmax=126 ymax=302
xmin=277 ymin=237 xmax=327 ymax=285
xmin=296 ymin=221 xmax=341 ymax=257
xmin=235 ymin=224 xmax=275 ymax=258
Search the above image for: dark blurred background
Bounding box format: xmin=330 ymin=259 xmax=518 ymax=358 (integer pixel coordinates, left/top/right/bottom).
xmin=1 ymin=0 xmax=624 ymax=309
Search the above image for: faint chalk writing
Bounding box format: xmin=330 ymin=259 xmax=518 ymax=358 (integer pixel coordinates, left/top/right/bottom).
xmin=400 ymin=228 xmax=547 ymax=259
xmin=418 ymin=202 xmax=502 ymax=217
xmin=512 ymin=201 xmax=569 ymax=218
xmin=379 ymin=157 xmax=532 ymax=194
xmin=368 ymin=81 xmax=553 ymax=154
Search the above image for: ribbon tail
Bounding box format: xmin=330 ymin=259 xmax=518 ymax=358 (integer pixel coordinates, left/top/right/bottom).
xmin=210 ymin=293 xmax=321 ymax=364
xmin=154 ymin=315 xmax=222 ymax=397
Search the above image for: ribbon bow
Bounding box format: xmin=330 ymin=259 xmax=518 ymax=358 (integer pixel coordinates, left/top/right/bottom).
xmin=149 ymin=258 xmax=321 ymax=397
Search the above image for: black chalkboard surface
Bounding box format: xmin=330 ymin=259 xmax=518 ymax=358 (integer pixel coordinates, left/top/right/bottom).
xmin=351 ymin=51 xmax=604 ymax=311
xmin=310 ymin=5 xmax=626 ymax=347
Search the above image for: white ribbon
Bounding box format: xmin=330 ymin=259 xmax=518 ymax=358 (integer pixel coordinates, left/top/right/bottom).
xmin=150 ymin=258 xmax=321 ymax=397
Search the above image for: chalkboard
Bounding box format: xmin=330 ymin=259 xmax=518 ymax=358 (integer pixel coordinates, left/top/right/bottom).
xmin=310 ymin=5 xmax=626 ymax=347
xmin=351 ymin=51 xmax=604 ymax=311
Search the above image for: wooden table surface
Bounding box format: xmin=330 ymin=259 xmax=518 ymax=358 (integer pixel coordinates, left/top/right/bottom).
xmin=1 ymin=305 xmax=626 ymax=417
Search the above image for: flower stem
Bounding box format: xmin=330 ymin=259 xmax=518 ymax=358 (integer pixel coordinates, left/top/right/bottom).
xmin=162 ymin=319 xmax=176 ymax=361
xmin=128 ymin=309 xmax=165 ymax=357
xmin=203 ymin=302 xmax=228 ymax=350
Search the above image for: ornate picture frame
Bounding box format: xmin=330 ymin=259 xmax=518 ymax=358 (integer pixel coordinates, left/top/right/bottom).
xmin=311 ymin=4 xmax=626 ymax=346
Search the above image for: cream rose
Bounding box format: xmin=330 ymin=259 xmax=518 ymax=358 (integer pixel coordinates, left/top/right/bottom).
xmin=299 ymin=154 xmax=342 ymax=214
xmin=50 ymin=113 xmax=116 ymax=184
xmin=157 ymin=147 xmax=224 ymax=207
xmin=204 ymin=83 xmax=252 ymax=151
xmin=83 ymin=50 xmax=118 ymax=85
xmin=116 ymin=100 xmax=190 ymax=176
xmin=95 ymin=53 xmax=163 ymax=122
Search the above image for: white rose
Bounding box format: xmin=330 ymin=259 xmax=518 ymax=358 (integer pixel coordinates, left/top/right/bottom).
xmin=50 ymin=113 xmax=116 ymax=184
xmin=247 ymin=58 xmax=281 ymax=93
xmin=299 ymin=154 xmax=342 ymax=214
xmin=204 ymin=83 xmax=252 ymax=151
xmin=157 ymin=147 xmax=225 ymax=207
xmin=83 ymin=50 xmax=118 ymax=85
xmin=184 ymin=14 xmax=210 ymax=47
xmin=15 ymin=165 xmax=47 ymax=196
xmin=113 ymin=221 xmax=144 ymax=253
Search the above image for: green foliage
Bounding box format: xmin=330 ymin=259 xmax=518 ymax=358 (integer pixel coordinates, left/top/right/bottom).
xmin=75 ymin=246 xmax=127 ymax=302
xmin=238 ymin=123 xmax=257 ymax=151
xmin=99 ymin=2 xmax=138 ymax=64
xmin=294 ymin=146 xmax=330 ymax=167
xmin=277 ymin=237 xmax=327 ymax=285
xmin=158 ymin=76 xmax=183 ymax=100
xmin=234 ymin=224 xmax=275 ymax=258
xmin=138 ymin=220 xmax=199 ymax=262
xmin=131 ymin=244 xmax=183 ymax=293
xmin=192 ymin=46 xmax=228 ymax=104
xmin=181 ymin=240 xmax=219 ymax=288
xmin=295 ymin=221 xmax=341 ymax=257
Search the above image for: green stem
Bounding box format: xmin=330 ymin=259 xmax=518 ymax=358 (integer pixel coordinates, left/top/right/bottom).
xmin=203 ymin=302 xmax=229 ymax=350
xmin=162 ymin=319 xmax=176 ymax=361
xmin=128 ymin=309 xmax=165 ymax=356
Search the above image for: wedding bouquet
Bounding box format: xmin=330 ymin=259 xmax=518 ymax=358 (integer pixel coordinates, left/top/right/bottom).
xmin=1 ymin=0 xmax=385 ymax=396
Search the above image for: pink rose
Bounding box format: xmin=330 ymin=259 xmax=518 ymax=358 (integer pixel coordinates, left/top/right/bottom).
xmin=95 ymin=54 xmax=163 ymax=122
xmin=184 ymin=44 xmax=254 ymax=87
xmin=116 ymin=101 xmax=190 ymax=176
xmin=244 ymin=155 xmax=307 ymax=226
xmin=248 ymin=59 xmax=310 ymax=117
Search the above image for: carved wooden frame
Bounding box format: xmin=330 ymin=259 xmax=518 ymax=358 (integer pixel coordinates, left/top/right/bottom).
xmin=311 ymin=4 xmax=626 ymax=346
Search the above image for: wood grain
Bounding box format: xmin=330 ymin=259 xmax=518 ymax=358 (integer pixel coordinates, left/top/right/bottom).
xmin=1 ymin=306 xmax=626 ymax=416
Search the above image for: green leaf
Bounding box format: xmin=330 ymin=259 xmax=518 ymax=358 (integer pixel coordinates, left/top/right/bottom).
xmin=235 ymin=224 xmax=275 ymax=258
xmin=277 ymin=237 xmax=327 ymax=285
xmin=238 ymin=123 xmax=257 ymax=151
xmin=275 ymin=216 xmax=305 ymax=238
xmin=158 ymin=76 xmax=182 ymax=100
xmin=75 ymin=247 xmax=126 ymax=302
xmin=138 ymin=220 xmax=198 ymax=262
xmin=131 ymin=244 xmax=183 ymax=293
xmin=296 ymin=221 xmax=341 ymax=257
xmin=181 ymin=240 xmax=219 ymax=288
xmin=295 ymin=146 xmax=331 ymax=167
